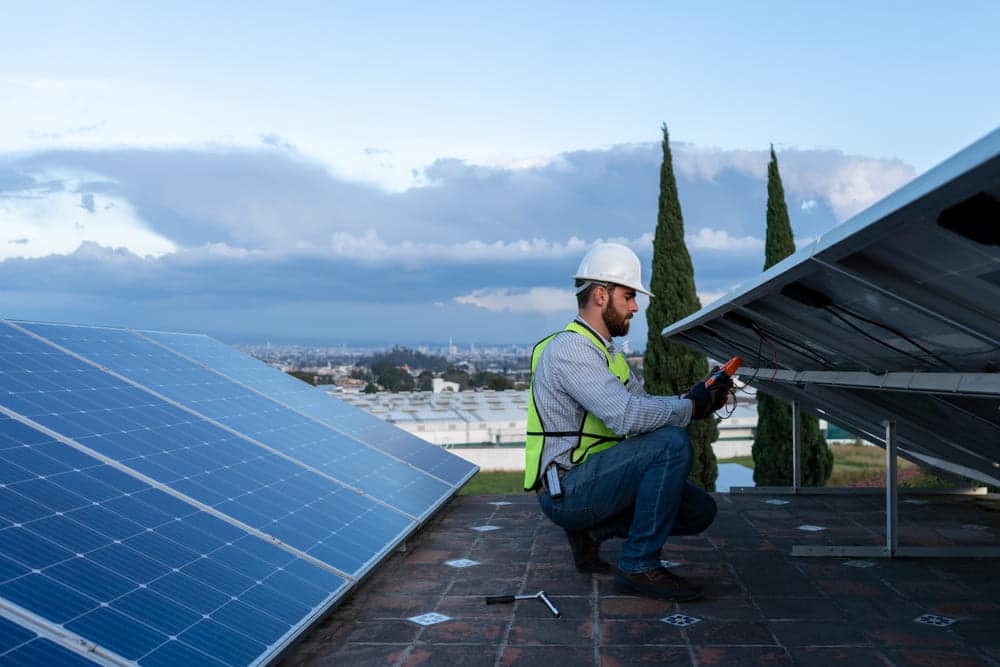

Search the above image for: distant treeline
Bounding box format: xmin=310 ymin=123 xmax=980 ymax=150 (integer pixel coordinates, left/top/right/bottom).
xmin=364 ymin=346 xmax=449 ymax=373
xmin=357 ymin=364 xmax=519 ymax=393
xmin=286 ymin=345 xmax=527 ymax=392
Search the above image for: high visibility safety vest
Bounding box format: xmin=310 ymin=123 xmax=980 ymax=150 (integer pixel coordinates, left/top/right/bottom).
xmin=523 ymin=321 xmax=631 ymax=492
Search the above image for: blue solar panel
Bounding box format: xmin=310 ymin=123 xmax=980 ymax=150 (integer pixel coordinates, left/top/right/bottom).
xmin=0 ymin=414 xmax=346 ymax=666
xmin=21 ymin=322 xmax=455 ymax=519
xmin=0 ymin=615 xmax=97 ymax=666
xmin=0 ymin=318 xmax=476 ymax=665
xmin=139 ymin=330 xmax=478 ymax=485
xmin=0 ymin=324 xmax=412 ymax=577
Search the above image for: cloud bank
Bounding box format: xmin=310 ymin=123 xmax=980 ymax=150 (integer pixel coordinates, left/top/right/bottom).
xmin=0 ymin=142 xmax=915 ymax=344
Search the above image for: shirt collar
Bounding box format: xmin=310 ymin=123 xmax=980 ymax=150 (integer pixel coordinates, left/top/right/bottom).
xmin=573 ymin=317 xmax=616 ymax=354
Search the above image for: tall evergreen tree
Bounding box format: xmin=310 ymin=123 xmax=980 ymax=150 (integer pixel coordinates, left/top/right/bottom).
xmin=752 ymin=146 xmax=833 ymax=486
xmin=644 ymin=124 xmax=718 ymax=490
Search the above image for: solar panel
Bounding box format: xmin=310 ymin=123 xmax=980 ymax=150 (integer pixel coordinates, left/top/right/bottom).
xmin=0 ymin=323 xmax=413 ymax=578
xmin=0 ymin=614 xmax=98 ymax=666
xmin=0 ymin=318 xmax=478 ymax=664
xmin=662 ymin=126 xmax=1000 ymax=486
xmin=139 ymin=330 xmax=476 ymax=485
xmin=19 ymin=322 xmax=457 ymax=520
xmin=0 ymin=414 xmax=346 ymax=665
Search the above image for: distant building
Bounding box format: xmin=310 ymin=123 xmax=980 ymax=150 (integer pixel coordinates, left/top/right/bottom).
xmin=333 ymin=376 xmax=366 ymax=392
xmin=331 ymin=384 xmax=863 ymax=471
xmin=333 ymin=389 xmax=528 ymax=447
xmin=432 ymin=378 xmax=460 ymax=393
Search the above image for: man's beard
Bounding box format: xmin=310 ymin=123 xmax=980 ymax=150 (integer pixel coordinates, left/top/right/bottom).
xmin=602 ymin=300 xmax=630 ymax=337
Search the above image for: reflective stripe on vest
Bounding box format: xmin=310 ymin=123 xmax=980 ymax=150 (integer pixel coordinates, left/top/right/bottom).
xmin=523 ymin=321 xmax=631 ymax=492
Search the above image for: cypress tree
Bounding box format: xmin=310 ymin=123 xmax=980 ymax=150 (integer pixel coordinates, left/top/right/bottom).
xmin=752 ymin=146 xmax=833 ymax=486
xmin=644 ymin=123 xmax=718 ymax=490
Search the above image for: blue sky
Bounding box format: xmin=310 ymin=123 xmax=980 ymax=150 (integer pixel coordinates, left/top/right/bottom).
xmin=2 ymin=3 xmax=998 ymax=347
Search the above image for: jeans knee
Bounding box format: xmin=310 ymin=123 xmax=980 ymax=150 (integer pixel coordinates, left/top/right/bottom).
xmin=657 ymin=426 xmax=692 ymax=466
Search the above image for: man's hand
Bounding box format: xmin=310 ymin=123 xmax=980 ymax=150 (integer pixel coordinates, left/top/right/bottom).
xmin=684 ymin=374 xmax=732 ymax=419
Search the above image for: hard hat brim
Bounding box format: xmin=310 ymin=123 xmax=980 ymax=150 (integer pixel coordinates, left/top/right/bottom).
xmin=574 ymin=276 xmax=654 ymax=297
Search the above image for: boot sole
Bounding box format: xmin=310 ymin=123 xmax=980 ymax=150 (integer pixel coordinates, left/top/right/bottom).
xmin=613 ymin=577 xmax=704 ymax=601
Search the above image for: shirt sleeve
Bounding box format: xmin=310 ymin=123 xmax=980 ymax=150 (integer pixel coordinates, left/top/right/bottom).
xmin=547 ymin=334 xmax=692 ymax=435
xmin=627 ymin=367 xmax=648 ymax=397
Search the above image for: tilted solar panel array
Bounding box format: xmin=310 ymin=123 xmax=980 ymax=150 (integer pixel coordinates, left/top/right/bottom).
xmin=22 ymin=323 xmax=456 ymax=521
xmin=139 ymin=330 xmax=474 ymax=485
xmin=0 ymin=321 xmax=478 ymax=665
xmin=661 ymin=126 xmax=1000 ymax=486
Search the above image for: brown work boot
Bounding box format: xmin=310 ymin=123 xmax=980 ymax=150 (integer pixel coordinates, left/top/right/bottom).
xmin=613 ymin=566 xmax=703 ymax=601
xmin=565 ymin=530 xmax=610 ymax=573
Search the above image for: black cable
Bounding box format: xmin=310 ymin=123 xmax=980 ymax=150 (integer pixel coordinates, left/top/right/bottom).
xmin=823 ymin=306 xmax=939 ymax=369
xmin=827 ymin=304 xmax=956 ymax=370
xmin=715 ymin=388 xmax=738 ymax=418
xmin=749 ymin=322 xmax=835 ymax=369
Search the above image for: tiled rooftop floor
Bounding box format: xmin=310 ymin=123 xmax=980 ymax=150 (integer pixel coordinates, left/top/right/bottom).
xmin=281 ymin=491 xmax=1000 ymax=666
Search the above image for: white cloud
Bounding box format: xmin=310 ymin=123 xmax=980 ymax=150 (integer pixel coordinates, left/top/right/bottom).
xmin=454 ymin=287 xmax=575 ymax=313
xmin=670 ymin=144 xmax=915 ymax=222
xmin=326 ymin=229 xmax=601 ymax=265
xmin=70 ymin=240 xmax=145 ymax=262
xmin=698 ymin=290 xmax=727 ymax=307
xmin=175 ymin=243 xmax=262 ymax=261
xmin=480 ymin=153 xmax=558 ymax=171
xmin=820 ymin=159 xmax=915 ymax=219
xmin=0 ymin=182 xmax=176 ymax=260
xmin=674 ymin=145 xmax=766 ymax=182
xmin=686 ymin=227 xmax=763 ymax=251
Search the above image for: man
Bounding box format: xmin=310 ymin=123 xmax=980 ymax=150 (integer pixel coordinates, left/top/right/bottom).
xmin=524 ymin=242 xmax=731 ymax=601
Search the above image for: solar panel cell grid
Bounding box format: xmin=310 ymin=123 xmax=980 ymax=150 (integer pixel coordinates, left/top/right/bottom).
xmin=0 ymin=415 xmax=346 ymax=665
xmin=0 ymin=616 xmax=33 ymax=654
xmin=0 ymin=615 xmax=98 ymax=667
xmin=2 ymin=325 xmax=415 ymax=576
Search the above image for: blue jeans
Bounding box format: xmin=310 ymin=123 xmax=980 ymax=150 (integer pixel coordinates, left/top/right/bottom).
xmin=537 ymin=426 xmax=717 ymax=573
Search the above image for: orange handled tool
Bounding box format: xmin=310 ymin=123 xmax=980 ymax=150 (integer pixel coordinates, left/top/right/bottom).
xmin=704 ymin=356 xmax=741 ymax=387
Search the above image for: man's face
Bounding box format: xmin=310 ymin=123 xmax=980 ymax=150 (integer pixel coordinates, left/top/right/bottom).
xmin=601 ymin=285 xmax=639 ymax=337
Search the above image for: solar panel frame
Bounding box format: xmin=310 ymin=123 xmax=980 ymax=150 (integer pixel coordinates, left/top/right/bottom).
xmin=0 ymin=611 xmax=112 ymax=667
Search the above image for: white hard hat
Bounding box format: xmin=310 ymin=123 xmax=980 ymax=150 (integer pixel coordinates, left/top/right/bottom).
xmin=573 ymin=243 xmax=653 ymax=297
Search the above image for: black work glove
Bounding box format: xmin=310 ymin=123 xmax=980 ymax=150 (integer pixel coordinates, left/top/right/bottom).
xmin=684 ymin=371 xmax=732 ymax=419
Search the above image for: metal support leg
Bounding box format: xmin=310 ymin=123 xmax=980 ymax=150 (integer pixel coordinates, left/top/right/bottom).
xmin=792 ymin=400 xmax=801 ymax=494
xmin=787 ymin=417 xmax=1000 ymax=557
xmin=885 ymin=420 xmax=898 ymax=557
